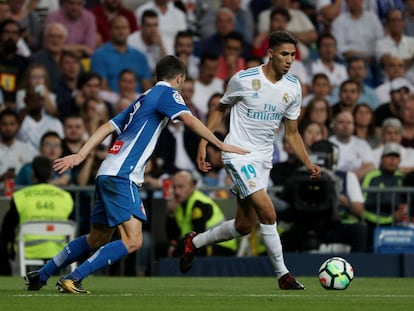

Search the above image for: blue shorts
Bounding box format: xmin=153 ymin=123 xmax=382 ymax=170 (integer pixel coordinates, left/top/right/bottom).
xmin=91 ymin=175 xmax=146 ymax=227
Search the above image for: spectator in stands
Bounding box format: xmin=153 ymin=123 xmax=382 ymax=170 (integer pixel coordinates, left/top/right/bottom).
xmin=17 ymin=87 xmax=64 ymax=149
xmin=331 ymin=79 xmax=361 ymax=117
xmin=15 ymin=63 xmax=57 ymax=116
xmin=199 ymin=8 xmax=243 ymax=58
xmin=300 ymin=97 xmax=332 ymax=138
xmin=252 ymin=6 xmax=290 ymax=60
xmin=362 ymin=142 xmax=406 ymax=251
xmin=153 ymin=115 xmax=201 ymax=175
xmin=81 ymin=97 xmax=112 ymax=147
xmin=74 ymin=72 xmax=113 ymax=118
xmin=300 ymin=121 xmax=326 ymax=151
xmin=164 ymin=170 xmax=237 ymax=257
xmin=331 ymin=0 xmax=383 ymax=64
xmin=45 ymin=0 xmax=97 ymax=57
xmin=0 ymin=155 xmax=74 ymax=275
xmin=331 ymin=57 xmax=380 ymax=109
xmin=309 ymin=33 xmax=348 ymax=89
xmin=372 ymin=117 xmax=414 ymax=175
xmin=32 ymin=23 xmax=67 ymax=89
xmin=399 ymin=93 xmax=414 ymax=148
xmin=180 ymin=78 xmax=202 ymax=121
xmin=91 ymin=0 xmax=138 ymax=45
xmin=135 ymin=0 xmax=187 ymax=55
xmin=329 ymin=110 xmax=375 ymax=180
xmin=375 ymin=56 xmax=409 ymax=105
xmin=53 ymin=51 xmax=82 ymax=121
xmin=174 ymin=30 xmax=199 ymax=80
xmin=375 ymin=9 xmax=414 ymax=86
xmin=91 ymin=15 xmax=152 ymax=94
xmin=219 ymin=0 xmax=255 ymax=48
xmin=216 ymin=31 xmax=245 ymax=81
xmin=0 ymin=109 xmax=38 ymax=183
xmin=16 ymin=131 xmax=70 ymax=186
xmin=353 ymin=103 xmax=381 ymax=149
xmin=374 ymin=77 xmax=411 ymax=128
xmin=0 ymin=19 xmax=31 ymax=109
xmin=405 ymin=0 xmax=414 ymax=36
xmin=257 ymin=0 xmax=317 ymax=61
xmin=61 ymin=114 xmax=86 ymax=183
xmin=192 ymin=52 xmax=224 ymax=120
xmin=302 ymin=73 xmax=333 ymax=107
xmin=25 ymin=0 xmax=60 ymax=27
xmin=206 ymin=92 xmax=229 ymax=137
xmin=109 ymin=69 xmax=140 ymax=114
xmin=127 ymin=9 xmax=167 ymax=74
xmin=9 ymin=0 xmax=42 ymax=52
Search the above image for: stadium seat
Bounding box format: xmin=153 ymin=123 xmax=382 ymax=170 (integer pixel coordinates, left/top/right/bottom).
xmin=373 ymin=226 xmax=414 ymax=254
xmin=18 ymin=221 xmax=76 ymax=276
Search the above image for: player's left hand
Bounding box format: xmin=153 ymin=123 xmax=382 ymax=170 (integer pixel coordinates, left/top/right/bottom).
xmin=307 ymin=164 xmax=321 ymax=180
xmin=53 ymin=154 xmax=83 ymax=174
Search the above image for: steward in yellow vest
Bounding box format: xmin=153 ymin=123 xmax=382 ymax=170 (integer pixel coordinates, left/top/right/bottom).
xmin=166 ymin=171 xmax=237 ymax=257
xmin=1 ymin=156 xmax=74 ymax=264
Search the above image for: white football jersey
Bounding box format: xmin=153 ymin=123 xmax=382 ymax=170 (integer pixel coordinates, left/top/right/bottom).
xmin=221 ymin=65 xmax=302 ymax=161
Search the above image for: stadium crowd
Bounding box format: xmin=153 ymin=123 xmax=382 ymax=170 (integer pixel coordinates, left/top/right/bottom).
xmin=1 ymin=0 xmax=414 ymax=274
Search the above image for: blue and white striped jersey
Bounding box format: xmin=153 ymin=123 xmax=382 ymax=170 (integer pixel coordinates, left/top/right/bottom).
xmin=221 ymin=65 xmax=302 ymax=162
xmin=97 ymin=81 xmax=191 ymax=185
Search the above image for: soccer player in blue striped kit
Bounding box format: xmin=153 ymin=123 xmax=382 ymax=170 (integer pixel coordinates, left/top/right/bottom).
xmin=24 ymin=55 xmax=249 ymax=294
xmin=181 ymin=31 xmax=321 ymax=290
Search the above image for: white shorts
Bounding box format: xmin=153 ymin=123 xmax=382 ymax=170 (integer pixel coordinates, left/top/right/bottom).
xmin=223 ymin=158 xmax=271 ymax=199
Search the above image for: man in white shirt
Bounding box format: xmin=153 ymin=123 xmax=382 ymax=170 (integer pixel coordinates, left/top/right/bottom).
xmin=127 ymin=9 xmax=166 ymax=73
xmin=329 ymin=111 xmax=375 ymax=180
xmin=0 ymin=109 xmax=38 ymax=182
xmin=17 ymin=87 xmax=64 ymax=149
xmin=135 ymin=0 xmax=187 ymax=55
xmin=309 ymin=33 xmax=348 ymax=88
xmin=192 ymin=53 xmax=224 ymax=120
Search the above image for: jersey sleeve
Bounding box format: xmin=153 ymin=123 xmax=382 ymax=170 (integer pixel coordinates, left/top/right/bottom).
xmin=220 ymin=74 xmax=243 ymax=106
xmin=109 ymin=98 xmax=141 ymax=135
xmin=284 ymin=78 xmax=302 ymax=120
xmin=156 ymin=89 xmax=191 ymax=121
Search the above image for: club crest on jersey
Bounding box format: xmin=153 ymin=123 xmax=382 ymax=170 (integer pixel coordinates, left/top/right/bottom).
xmin=282 ymin=93 xmax=290 ymax=104
xmin=252 ymin=79 xmax=261 ymax=98
xmin=173 ymin=92 xmax=185 ymax=105
xmin=108 ymin=141 xmax=124 ymax=154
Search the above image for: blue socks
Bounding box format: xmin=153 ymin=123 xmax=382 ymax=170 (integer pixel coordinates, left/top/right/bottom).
xmin=67 ymin=240 xmax=129 ymax=281
xmin=39 ymin=235 xmax=90 ymax=283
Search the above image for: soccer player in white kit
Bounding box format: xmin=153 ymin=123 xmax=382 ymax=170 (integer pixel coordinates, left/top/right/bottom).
xmin=180 ymin=31 xmax=321 ymax=290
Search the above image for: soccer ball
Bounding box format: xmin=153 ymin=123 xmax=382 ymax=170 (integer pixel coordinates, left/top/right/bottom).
xmin=318 ymin=257 xmax=354 ymax=290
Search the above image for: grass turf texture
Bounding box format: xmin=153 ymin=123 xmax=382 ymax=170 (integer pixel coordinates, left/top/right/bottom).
xmin=1 ymin=276 xmax=413 ymax=311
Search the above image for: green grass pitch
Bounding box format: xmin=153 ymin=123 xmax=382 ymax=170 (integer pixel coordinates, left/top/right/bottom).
xmin=0 ymin=276 xmax=413 ymax=311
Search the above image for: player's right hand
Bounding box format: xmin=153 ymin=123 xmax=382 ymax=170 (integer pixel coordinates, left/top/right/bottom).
xmin=196 ymin=144 xmax=211 ymax=172
xmin=53 ymin=154 xmax=83 ymax=174
xmin=220 ymin=143 xmax=250 ymax=155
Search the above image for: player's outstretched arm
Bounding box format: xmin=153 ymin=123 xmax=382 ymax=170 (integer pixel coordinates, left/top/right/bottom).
xmin=180 ymin=113 xmax=249 ymax=172
xmin=284 ymin=118 xmax=321 ymax=179
xmin=53 ymin=122 xmax=115 ymax=174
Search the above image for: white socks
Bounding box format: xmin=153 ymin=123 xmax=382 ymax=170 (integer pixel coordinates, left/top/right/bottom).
xmin=260 ymin=223 xmax=289 ymax=278
xmin=192 ymin=219 xmax=241 ymax=248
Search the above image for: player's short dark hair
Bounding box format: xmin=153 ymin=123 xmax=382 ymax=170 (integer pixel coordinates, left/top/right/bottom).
xmin=32 ymin=155 xmax=53 ymax=183
xmin=268 ymin=30 xmax=297 ymax=49
xmin=155 ymin=55 xmax=187 ymax=81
